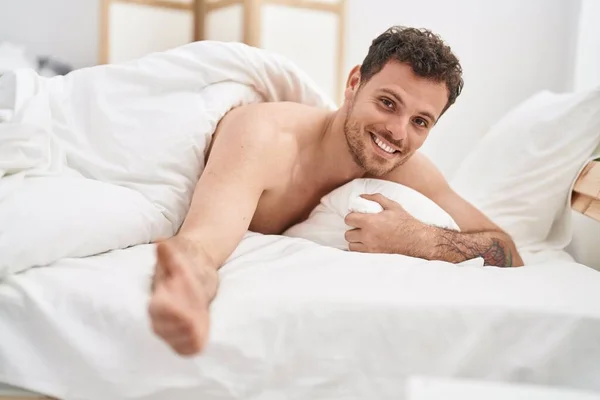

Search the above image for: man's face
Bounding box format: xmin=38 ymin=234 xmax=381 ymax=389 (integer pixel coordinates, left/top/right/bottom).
xmin=343 ymin=61 xmax=449 ymax=177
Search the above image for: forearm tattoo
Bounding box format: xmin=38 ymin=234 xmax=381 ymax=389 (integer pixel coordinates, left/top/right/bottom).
xmin=436 ymin=230 xmax=514 ymax=267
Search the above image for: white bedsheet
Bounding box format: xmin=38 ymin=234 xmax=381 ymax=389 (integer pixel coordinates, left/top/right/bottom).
xmin=1 ymin=233 xmax=600 ymax=400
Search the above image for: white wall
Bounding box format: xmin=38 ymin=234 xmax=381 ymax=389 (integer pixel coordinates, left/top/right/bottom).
xmin=108 ymin=2 xmax=194 ymax=64
xmin=566 ymin=0 xmax=600 ymax=269
xmin=1 ymin=0 xmax=100 ymax=68
xmin=573 ymin=0 xmax=600 ymax=91
xmin=344 ymin=0 xmax=581 ymax=178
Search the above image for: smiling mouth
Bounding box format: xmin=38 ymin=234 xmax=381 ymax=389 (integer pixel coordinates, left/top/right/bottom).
xmin=370 ymin=133 xmax=398 ymax=154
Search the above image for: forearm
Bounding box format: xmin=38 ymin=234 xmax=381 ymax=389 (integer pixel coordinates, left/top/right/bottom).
xmin=174 ymin=167 xmax=262 ymax=269
xmin=416 ymin=226 xmax=523 ymax=267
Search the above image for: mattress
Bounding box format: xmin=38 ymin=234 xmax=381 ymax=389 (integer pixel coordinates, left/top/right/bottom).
xmin=1 ymin=233 xmax=600 ymax=400
xmin=3 ymin=377 xmax=600 ymax=400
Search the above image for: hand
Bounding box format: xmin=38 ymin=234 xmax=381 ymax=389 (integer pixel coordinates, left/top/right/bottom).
xmin=344 ymin=193 xmax=429 ymax=255
xmin=149 ymin=236 xmax=219 ymax=356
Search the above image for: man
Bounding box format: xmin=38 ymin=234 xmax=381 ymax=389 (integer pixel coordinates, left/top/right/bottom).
xmin=148 ymin=26 xmax=524 ymax=356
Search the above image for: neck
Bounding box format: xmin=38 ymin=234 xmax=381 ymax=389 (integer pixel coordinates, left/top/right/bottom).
xmin=316 ymin=108 xmax=365 ymax=185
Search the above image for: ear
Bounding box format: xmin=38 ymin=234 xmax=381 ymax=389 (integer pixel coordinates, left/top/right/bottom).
xmin=344 ymin=65 xmax=362 ymax=101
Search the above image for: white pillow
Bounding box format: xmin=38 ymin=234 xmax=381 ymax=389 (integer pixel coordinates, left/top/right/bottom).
xmin=283 ymin=178 xmax=458 ymax=250
xmin=450 ymin=88 xmax=600 ymax=253
xmin=0 ymin=176 xmax=173 ymax=278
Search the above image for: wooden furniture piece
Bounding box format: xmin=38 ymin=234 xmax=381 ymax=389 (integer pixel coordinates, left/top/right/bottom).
xmin=572 ymin=160 xmax=600 ymax=223
xmin=99 ymin=0 xmax=346 ymax=101
xmin=0 ymin=382 xmax=55 ymax=400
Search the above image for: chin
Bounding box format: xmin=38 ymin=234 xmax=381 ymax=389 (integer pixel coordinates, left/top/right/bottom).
xmin=365 ymin=169 xmax=388 ymax=178
xmin=365 ymin=165 xmax=394 ymax=177
xmin=363 ymin=158 xmax=396 ymax=177
xmin=365 ymin=152 xmax=411 ymax=177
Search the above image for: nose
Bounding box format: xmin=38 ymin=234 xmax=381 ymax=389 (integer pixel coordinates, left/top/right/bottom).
xmin=386 ymin=115 xmax=409 ymax=142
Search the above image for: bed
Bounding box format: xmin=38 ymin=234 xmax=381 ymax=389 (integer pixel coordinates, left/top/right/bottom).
xmin=1 ymin=238 xmax=600 ymax=400
xmin=1 ymin=38 xmax=600 ymax=400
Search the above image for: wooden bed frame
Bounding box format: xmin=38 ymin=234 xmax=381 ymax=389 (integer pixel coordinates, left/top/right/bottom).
xmin=0 ymin=388 xmax=53 ymax=399
xmin=572 ymin=160 xmax=600 ymax=223
xmin=99 ymin=0 xmax=347 ymax=98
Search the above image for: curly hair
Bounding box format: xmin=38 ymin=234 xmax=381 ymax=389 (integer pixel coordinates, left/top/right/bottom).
xmin=360 ymin=26 xmax=464 ymax=115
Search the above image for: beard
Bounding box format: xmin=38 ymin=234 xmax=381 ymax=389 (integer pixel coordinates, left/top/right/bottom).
xmin=343 ymin=105 xmax=411 ymax=177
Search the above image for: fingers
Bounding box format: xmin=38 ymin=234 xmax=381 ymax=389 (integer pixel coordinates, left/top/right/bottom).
xmin=151 ymin=258 xmax=180 ymax=293
xmin=348 ymin=242 xmax=367 ymax=252
xmin=148 ymin=287 xmax=209 ymax=355
xmin=151 ymin=267 xmax=163 ymax=292
xmin=152 ymin=316 xmax=190 ymax=340
xmin=344 ymin=212 xmax=367 ymax=227
xmin=152 ymin=312 xmax=201 ymax=345
xmin=156 ymin=241 xmax=184 ymax=277
xmin=151 ymin=316 xmax=208 ymax=356
xmin=360 ymin=193 xmax=399 ymax=210
xmin=155 ymin=241 xmax=199 ymax=293
xmin=344 ymin=228 xmax=362 ymax=243
xmin=149 ymin=239 xmax=214 ymax=357
xmin=171 ymin=335 xmax=207 ymax=357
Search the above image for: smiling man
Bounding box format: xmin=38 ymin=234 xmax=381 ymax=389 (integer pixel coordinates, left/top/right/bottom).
xmin=148 ymin=26 xmax=524 ymax=356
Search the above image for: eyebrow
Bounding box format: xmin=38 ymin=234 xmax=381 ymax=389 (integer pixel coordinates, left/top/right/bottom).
xmin=379 ymin=88 xmax=438 ymax=124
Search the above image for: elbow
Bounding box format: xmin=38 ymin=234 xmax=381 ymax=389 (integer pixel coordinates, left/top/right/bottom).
xmin=498 ymin=232 xmax=524 ymax=267
xmin=508 ymin=243 xmax=524 ymax=267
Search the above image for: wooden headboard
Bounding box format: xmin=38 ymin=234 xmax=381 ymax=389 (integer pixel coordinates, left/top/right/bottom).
xmin=98 ymin=0 xmax=346 ymax=102
xmin=572 ymin=160 xmax=600 ymax=223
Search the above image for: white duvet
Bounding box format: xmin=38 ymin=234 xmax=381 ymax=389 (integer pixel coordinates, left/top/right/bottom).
xmin=1 ymin=236 xmax=600 ymax=400
xmin=0 ymin=40 xmax=334 ymax=276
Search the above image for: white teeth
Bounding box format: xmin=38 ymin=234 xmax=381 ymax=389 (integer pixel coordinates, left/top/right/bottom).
xmin=373 ymin=135 xmax=395 ymax=154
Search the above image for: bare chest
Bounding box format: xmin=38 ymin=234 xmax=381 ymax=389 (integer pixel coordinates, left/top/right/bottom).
xmin=249 ymin=177 xmax=334 ymax=235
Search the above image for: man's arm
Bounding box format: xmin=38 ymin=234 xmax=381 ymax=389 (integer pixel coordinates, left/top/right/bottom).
xmin=175 ymin=105 xmax=286 ymax=268
xmin=410 ymin=192 xmax=522 ymax=267
xmin=428 ymin=227 xmax=517 ymax=267
xmin=149 ymin=105 xmax=290 ymax=356
xmin=359 ymin=152 xmax=524 ymax=267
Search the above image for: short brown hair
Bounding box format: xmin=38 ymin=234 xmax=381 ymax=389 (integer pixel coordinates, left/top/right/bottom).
xmin=360 ymin=26 xmax=464 ymax=115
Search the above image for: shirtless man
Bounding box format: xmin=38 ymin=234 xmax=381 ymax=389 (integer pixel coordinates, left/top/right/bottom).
xmin=148 ymin=26 xmax=524 ymax=356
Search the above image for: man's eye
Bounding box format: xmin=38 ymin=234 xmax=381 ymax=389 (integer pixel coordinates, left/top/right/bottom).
xmin=381 ymin=98 xmax=394 ymax=109
xmin=414 ymin=117 xmax=428 ymax=128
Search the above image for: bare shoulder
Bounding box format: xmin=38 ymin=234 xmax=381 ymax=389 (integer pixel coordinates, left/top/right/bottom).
xmin=382 ymin=151 xmax=451 ymax=201
xmin=214 ymin=103 xmax=296 ymax=147
xmin=207 ymin=103 xmax=303 ymax=178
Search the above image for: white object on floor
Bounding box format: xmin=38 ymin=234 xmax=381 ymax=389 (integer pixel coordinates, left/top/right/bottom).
xmin=406 ymin=376 xmax=600 ymax=400
xmin=1 ymin=234 xmax=599 ymax=400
